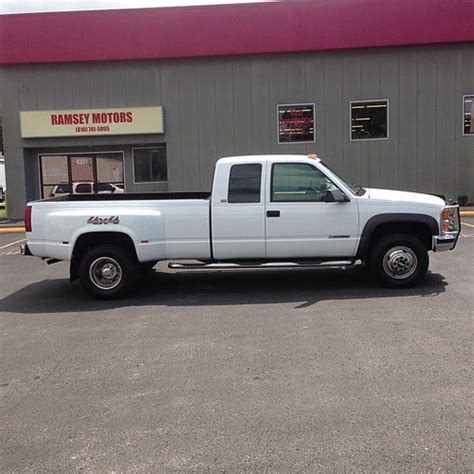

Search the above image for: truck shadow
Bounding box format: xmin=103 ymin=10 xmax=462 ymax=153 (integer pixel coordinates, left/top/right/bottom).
xmin=0 ymin=267 xmax=448 ymax=315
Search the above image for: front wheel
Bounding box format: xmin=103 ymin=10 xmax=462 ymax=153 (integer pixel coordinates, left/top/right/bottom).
xmin=369 ymin=234 xmax=429 ymax=288
xmin=78 ymin=245 xmax=139 ymax=299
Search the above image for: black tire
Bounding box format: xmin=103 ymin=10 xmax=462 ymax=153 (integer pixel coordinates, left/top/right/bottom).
xmin=78 ymin=244 xmax=139 ymax=299
xmin=369 ymin=233 xmax=429 ymax=288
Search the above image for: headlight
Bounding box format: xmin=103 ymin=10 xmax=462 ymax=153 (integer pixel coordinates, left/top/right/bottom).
xmin=440 ymin=206 xmax=459 ymax=233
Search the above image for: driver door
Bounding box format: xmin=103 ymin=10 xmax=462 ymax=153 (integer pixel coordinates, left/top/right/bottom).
xmin=265 ymin=162 xmax=359 ymax=258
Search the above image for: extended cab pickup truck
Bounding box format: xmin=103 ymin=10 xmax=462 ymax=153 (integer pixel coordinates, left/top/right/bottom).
xmin=22 ymin=155 xmax=460 ymax=299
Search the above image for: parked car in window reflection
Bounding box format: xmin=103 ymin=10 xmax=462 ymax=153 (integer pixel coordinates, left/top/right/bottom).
xmin=50 ymin=182 xmax=124 ymax=197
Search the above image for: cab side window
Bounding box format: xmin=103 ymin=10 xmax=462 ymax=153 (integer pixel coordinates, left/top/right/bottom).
xmin=228 ymin=164 xmax=262 ymax=203
xmin=271 ymin=163 xmax=338 ymax=202
xmin=75 ymin=183 xmax=92 ymax=194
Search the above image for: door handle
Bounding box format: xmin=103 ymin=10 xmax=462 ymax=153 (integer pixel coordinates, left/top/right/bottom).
xmin=266 ymin=210 xmax=280 ymax=217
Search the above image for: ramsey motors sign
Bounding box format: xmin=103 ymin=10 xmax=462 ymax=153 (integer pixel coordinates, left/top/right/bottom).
xmin=20 ymin=107 xmax=164 ymax=138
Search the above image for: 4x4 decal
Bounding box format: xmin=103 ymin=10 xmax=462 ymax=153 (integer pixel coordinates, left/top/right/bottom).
xmin=87 ymin=216 xmax=120 ymax=225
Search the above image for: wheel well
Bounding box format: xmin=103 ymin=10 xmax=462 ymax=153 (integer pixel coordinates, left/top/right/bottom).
xmin=365 ymin=222 xmax=433 ymax=257
xmin=70 ymin=232 xmax=138 ymax=282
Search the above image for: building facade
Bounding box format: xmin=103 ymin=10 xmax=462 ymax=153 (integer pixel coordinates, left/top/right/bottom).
xmin=0 ymin=1 xmax=473 ymax=219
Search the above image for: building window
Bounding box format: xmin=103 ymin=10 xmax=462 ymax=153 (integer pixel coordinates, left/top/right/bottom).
xmin=271 ymin=163 xmax=338 ymax=202
xmin=350 ymin=99 xmax=388 ymax=140
xmin=463 ymin=95 xmax=474 ymax=135
xmin=278 ymin=103 xmax=315 ymax=144
xmin=133 ymin=146 xmax=167 ymax=183
xmin=228 ymin=163 xmax=262 ymax=203
xmin=39 ymin=152 xmax=124 ymax=198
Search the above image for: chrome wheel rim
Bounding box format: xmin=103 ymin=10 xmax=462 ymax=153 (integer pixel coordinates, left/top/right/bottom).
xmin=382 ymin=246 xmax=418 ymax=279
xmin=89 ymin=257 xmax=123 ymax=290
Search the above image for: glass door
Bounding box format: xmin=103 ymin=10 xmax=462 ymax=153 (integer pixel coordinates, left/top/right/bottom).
xmin=40 ymin=155 xmax=69 ymax=198
xmin=39 ymin=152 xmax=124 ymax=198
xmin=96 ymin=153 xmax=124 ymax=194
xmin=70 ymin=155 xmax=95 ymax=195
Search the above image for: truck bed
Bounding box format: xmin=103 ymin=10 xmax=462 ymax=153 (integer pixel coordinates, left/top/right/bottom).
xmin=37 ymin=192 xmax=211 ymax=202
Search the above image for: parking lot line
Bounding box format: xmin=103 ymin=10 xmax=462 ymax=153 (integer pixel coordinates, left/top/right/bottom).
xmin=0 ymin=238 xmax=26 ymax=250
xmin=461 ymin=222 xmax=474 ymax=228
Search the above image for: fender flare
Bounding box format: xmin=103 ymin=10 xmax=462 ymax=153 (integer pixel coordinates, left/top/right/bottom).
xmin=69 ymin=230 xmax=139 ymax=282
xmin=356 ymin=213 xmax=439 ymax=259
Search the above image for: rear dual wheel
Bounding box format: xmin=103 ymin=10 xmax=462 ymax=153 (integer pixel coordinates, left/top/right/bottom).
xmin=78 ymin=245 xmax=139 ymax=299
xmin=369 ymin=234 xmax=429 ymax=288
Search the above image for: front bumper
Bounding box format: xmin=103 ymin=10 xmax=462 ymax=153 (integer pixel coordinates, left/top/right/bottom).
xmin=432 ymin=233 xmax=459 ymax=252
xmin=20 ymin=243 xmax=33 ymax=256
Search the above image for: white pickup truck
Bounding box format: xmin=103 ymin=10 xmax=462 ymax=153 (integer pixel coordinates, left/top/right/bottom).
xmin=22 ymin=155 xmax=460 ymax=299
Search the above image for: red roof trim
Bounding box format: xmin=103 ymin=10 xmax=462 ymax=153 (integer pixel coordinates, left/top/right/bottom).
xmin=1 ymin=0 xmax=473 ymax=65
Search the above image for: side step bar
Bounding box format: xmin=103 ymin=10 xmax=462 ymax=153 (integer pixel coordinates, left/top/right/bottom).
xmin=168 ymin=260 xmax=355 ymax=270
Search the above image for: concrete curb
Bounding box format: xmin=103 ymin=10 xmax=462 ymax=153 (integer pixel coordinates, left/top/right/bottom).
xmin=460 ymin=210 xmax=474 ymax=217
xmin=0 ymin=227 xmax=25 ymax=234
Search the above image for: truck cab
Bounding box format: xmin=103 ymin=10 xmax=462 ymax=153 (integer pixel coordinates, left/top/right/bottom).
xmin=210 ymin=155 xmax=360 ymax=260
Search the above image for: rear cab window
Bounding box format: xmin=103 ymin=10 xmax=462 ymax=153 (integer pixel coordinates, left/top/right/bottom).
xmin=228 ymin=163 xmax=262 ymax=203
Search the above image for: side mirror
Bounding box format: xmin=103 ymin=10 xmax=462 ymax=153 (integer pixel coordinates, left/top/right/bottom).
xmin=324 ymin=189 xmax=348 ymax=203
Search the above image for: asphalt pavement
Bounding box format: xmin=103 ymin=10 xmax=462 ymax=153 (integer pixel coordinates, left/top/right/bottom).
xmin=1 ymin=221 xmax=473 ymax=472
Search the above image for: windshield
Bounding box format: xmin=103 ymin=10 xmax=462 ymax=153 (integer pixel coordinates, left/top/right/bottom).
xmin=318 ymin=162 xmax=366 ymax=196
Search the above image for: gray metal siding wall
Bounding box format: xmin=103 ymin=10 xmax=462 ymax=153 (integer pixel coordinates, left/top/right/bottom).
xmin=0 ymin=43 xmax=473 ymax=219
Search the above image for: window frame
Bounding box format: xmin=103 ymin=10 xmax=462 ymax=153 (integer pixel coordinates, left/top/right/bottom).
xmin=277 ymin=102 xmax=316 ymax=145
xmin=132 ymin=146 xmax=168 ymax=184
xmin=349 ymin=99 xmax=389 ymax=142
xmin=270 ymin=162 xmax=344 ymax=203
xmin=462 ymin=94 xmax=474 ymax=137
xmin=227 ymin=163 xmax=263 ymax=204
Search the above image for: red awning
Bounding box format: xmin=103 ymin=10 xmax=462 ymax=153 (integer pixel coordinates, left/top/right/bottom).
xmin=0 ymin=0 xmax=473 ymax=65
